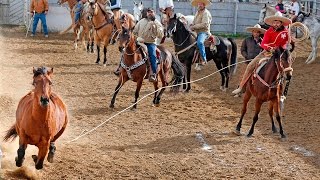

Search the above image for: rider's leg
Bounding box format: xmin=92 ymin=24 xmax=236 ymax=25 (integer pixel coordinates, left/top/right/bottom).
xmin=145 ymin=43 xmax=157 ymax=82
xmin=232 ymin=51 xmax=266 ymax=94
xmin=197 ymin=32 xmax=209 ymax=64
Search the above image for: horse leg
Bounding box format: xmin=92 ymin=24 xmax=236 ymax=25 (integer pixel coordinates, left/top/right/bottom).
xmin=235 ymin=90 xmax=252 ymax=135
xmin=154 ymin=73 xmax=168 ymax=105
xmin=96 ymin=45 xmax=100 ymax=64
xmin=90 ymin=41 xmax=94 ymax=53
xmin=214 ymin=60 xmax=227 ymax=91
xmin=47 ymin=142 xmax=56 ymax=163
xmin=268 ymin=101 xmax=278 ymax=133
xmin=185 ymin=63 xmax=192 ymax=92
xmin=306 ymin=35 xmax=319 ymax=64
xmin=273 ymin=99 xmax=286 ymax=138
xmin=247 ymin=99 xmax=263 ymax=137
xmin=103 ymin=46 xmax=107 ymax=66
xmin=110 ymin=77 xmax=127 ymax=108
xmin=15 ymin=140 xmax=27 ymax=167
xmin=133 ymin=79 xmax=143 ymax=109
xmin=33 ymin=142 xmax=50 ymax=169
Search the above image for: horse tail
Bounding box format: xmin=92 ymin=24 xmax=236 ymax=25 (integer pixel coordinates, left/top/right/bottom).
xmin=228 ymin=38 xmax=237 ymax=75
xmin=59 ymin=24 xmax=73 ymax=35
xmin=3 ymin=124 xmax=18 ymax=142
xmin=170 ymin=54 xmax=186 ymax=92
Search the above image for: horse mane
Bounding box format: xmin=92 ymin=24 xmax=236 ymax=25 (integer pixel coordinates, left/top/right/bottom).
xmin=33 ymin=67 xmax=50 ymax=77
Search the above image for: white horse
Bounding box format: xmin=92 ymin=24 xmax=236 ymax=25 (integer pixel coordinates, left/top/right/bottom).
xmin=259 ymin=4 xmax=320 ymax=64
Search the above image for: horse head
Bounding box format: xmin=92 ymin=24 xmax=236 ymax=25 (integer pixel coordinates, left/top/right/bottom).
xmin=32 ymin=67 xmax=53 ymax=107
xmin=118 ymin=25 xmax=132 ymax=52
xmin=273 ymin=46 xmax=293 ymax=79
xmin=259 ymin=4 xmax=277 ymax=25
xmin=133 ymin=1 xmax=143 ymax=22
xmin=167 ymin=13 xmax=189 ymax=38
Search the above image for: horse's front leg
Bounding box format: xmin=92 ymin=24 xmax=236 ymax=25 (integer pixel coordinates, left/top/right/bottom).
xmin=47 ymin=142 xmax=56 ymax=163
xmin=185 ymin=63 xmax=192 ymax=92
xmin=96 ymin=44 xmax=101 ymax=64
xmin=110 ymin=76 xmax=127 ymax=108
xmin=15 ymin=142 xmax=27 ymax=167
xmin=133 ymin=79 xmax=143 ymax=109
xmin=273 ymin=99 xmax=286 ymax=139
xmin=235 ymin=90 xmax=252 ymax=135
xmin=306 ymin=35 xmax=319 ymax=64
xmin=33 ymin=141 xmax=50 ymax=170
xmin=268 ymin=101 xmax=278 ymax=133
xmin=103 ymin=46 xmax=107 ymax=66
xmin=247 ymin=99 xmax=263 ymax=137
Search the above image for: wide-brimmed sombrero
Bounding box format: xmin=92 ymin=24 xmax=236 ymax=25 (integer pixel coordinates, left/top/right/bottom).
xmin=191 ymin=0 xmax=211 ymax=7
xmin=246 ymin=24 xmax=266 ymax=34
xmin=264 ymin=11 xmax=292 ymax=26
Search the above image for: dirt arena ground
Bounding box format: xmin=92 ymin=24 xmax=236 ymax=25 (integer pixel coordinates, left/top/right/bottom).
xmin=0 ymin=26 xmax=319 ymax=179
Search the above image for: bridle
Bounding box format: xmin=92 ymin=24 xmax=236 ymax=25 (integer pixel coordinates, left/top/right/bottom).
xmin=168 ymin=17 xmax=193 ymax=47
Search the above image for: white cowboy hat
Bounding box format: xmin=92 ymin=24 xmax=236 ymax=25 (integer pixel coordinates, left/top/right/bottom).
xmin=246 ymin=24 xmax=266 ymax=34
xmin=191 ymin=0 xmax=211 ymax=7
xmin=264 ymin=11 xmax=292 ymax=26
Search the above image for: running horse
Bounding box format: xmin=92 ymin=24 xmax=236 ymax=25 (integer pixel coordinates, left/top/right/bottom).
xmin=3 ymin=67 xmax=68 ymax=169
xmin=235 ymin=46 xmax=294 ymax=139
xmin=110 ymin=24 xmax=185 ymax=108
xmin=57 ymin=0 xmax=94 ymax=52
xmin=167 ymin=14 xmax=237 ymax=92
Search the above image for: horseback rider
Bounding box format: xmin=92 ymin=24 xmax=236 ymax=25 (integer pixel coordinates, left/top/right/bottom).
xmin=190 ymin=0 xmax=212 ymax=66
xmin=74 ymin=0 xmax=87 ymax=25
xmin=289 ymin=0 xmax=300 ymax=22
xmin=275 ymin=0 xmax=286 ymax=14
xmin=232 ymin=12 xmax=292 ymax=95
xmin=159 ymin=0 xmax=174 ymax=18
xmin=133 ymin=7 xmax=164 ymax=82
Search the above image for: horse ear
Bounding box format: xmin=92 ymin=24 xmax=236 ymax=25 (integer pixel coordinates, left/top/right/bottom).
xmin=174 ymin=13 xmax=176 ymax=19
xmin=140 ymin=1 xmax=142 ymax=5
xmin=264 ymin=4 xmax=267 ymax=8
xmin=33 ymin=67 xmax=37 ymax=74
xmin=133 ymin=1 xmax=137 ymax=6
xmin=48 ymin=68 xmax=53 ymax=76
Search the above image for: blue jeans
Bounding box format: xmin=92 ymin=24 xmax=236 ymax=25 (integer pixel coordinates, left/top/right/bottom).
xmin=197 ymin=32 xmax=209 ymax=62
xmin=75 ymin=2 xmax=83 ymax=23
xmin=32 ymin=13 xmax=48 ymax=35
xmin=145 ymin=43 xmax=157 ymax=74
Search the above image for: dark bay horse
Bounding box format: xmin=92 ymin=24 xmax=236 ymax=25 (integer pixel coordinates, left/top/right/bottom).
xmin=235 ymin=47 xmax=294 ymax=139
xmin=3 ymin=67 xmax=68 ymax=169
xmin=167 ymin=14 xmax=237 ymax=92
xmin=110 ymin=25 xmax=185 ymax=108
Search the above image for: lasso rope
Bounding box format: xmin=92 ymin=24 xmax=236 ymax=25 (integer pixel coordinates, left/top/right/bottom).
xmin=68 ymin=59 xmax=252 ymax=143
xmin=290 ymin=22 xmax=310 ymax=42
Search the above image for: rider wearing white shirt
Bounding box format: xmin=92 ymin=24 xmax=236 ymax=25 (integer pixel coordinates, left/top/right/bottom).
xmin=289 ymin=0 xmax=300 ymax=22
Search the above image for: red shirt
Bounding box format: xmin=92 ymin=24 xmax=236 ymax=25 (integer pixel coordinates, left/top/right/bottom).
xmin=260 ymin=27 xmax=289 ymax=51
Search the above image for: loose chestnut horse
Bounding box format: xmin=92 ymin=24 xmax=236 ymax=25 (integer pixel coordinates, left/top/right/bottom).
xmin=3 ymin=67 xmax=68 ymax=170
xmin=110 ymin=25 xmax=185 ymax=108
xmin=235 ymin=46 xmax=294 ymax=139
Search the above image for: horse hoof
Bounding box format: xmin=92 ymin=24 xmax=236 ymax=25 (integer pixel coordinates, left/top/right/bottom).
xmin=109 ymin=104 xmax=114 ymax=108
xmin=154 ymin=103 xmax=160 ymax=107
xmin=246 ymin=134 xmax=253 ymax=138
xmin=233 ymin=129 xmax=242 ymax=136
xmin=15 ymin=157 xmax=24 ymax=167
xmin=35 ymin=163 xmax=43 ymax=170
xmin=32 ymin=155 xmax=38 ymax=163
xmin=47 ymin=153 xmax=54 ymax=163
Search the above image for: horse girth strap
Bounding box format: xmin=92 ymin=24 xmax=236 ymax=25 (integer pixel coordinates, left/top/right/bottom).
xmin=94 ymin=21 xmax=110 ymax=30
xmin=120 ymin=57 xmax=147 ymax=79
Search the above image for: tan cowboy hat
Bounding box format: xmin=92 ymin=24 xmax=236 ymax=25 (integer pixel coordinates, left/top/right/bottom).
xmin=246 ymin=24 xmax=266 ymax=34
xmin=191 ymin=0 xmax=211 ymax=7
xmin=264 ymin=11 xmax=292 ymax=26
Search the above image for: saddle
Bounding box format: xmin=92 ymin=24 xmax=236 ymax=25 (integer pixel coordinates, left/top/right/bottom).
xmin=192 ymin=35 xmax=220 ymax=64
xmin=136 ymin=42 xmax=161 ymax=79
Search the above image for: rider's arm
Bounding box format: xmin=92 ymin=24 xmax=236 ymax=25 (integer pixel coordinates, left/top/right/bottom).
xmin=44 ymin=0 xmax=49 ymax=12
xmin=30 ymin=0 xmax=35 ymax=13
xmin=154 ymin=20 xmax=164 ymax=39
xmin=132 ymin=21 xmax=141 ymax=36
xmin=260 ymin=29 xmax=272 ymax=51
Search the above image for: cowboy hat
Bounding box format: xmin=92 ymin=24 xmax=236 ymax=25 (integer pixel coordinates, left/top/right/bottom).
xmin=264 ymin=11 xmax=292 ymax=26
xmin=191 ymin=0 xmax=211 ymax=7
xmin=246 ymin=24 xmax=266 ymax=34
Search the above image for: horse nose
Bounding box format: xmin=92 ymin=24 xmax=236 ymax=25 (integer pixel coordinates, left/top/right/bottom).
xmin=40 ymin=96 xmax=50 ymax=106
